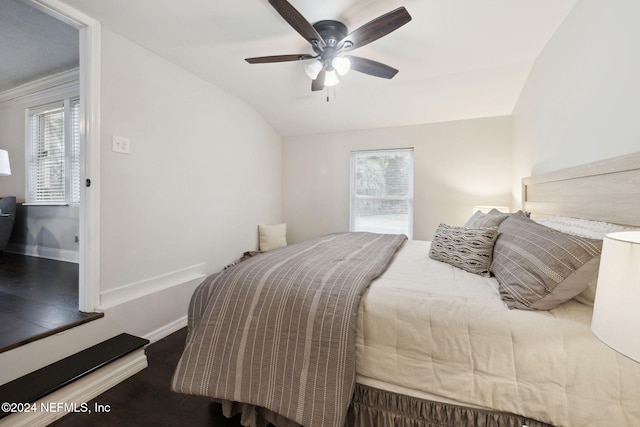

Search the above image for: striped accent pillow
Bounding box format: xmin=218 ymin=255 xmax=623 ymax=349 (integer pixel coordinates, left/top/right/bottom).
xmin=429 ymin=223 xmax=499 ymax=276
xmin=464 ymin=209 xmax=510 ymax=228
xmin=490 ymin=211 xmax=602 ymax=310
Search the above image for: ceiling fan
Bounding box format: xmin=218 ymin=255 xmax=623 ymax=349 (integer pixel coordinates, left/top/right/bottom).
xmin=245 ymin=0 xmax=412 ymax=91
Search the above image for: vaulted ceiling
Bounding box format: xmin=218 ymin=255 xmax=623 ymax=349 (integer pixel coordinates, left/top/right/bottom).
xmin=10 ymin=0 xmax=578 ymax=136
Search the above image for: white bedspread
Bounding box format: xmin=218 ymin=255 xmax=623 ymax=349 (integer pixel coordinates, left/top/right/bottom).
xmin=356 ymin=240 xmax=640 ymax=427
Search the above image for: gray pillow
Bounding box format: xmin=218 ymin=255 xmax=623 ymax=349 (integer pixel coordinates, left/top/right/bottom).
xmin=429 ymin=223 xmax=499 ymax=276
xmin=464 ymin=209 xmax=510 ymax=228
xmin=490 ymin=211 xmax=602 ymax=310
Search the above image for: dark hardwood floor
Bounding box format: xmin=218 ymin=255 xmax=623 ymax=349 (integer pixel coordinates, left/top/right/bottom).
xmin=0 ymin=252 xmax=103 ymax=353
xmin=51 ymin=327 xmax=244 ymax=427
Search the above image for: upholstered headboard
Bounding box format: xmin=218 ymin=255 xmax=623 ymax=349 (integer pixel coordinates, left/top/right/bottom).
xmin=522 ymin=152 xmax=640 ymax=228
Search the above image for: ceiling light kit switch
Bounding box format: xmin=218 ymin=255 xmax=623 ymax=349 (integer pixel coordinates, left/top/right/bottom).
xmin=112 ymin=136 xmax=130 ymax=154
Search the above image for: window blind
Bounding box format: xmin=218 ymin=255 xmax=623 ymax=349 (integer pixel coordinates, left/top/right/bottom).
xmin=350 ymin=149 xmax=414 ymax=238
xmin=70 ymin=99 xmax=81 ymax=204
xmin=28 ymin=104 xmax=66 ymax=203
xmin=27 ymin=98 xmax=81 ymax=204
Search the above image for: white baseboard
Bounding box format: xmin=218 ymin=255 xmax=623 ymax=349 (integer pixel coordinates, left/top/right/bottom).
xmin=0 ymin=349 xmax=147 ymax=427
xmin=5 ymin=243 xmax=79 ymax=264
xmin=143 ymin=315 xmax=188 ymax=344
xmin=98 ymin=264 xmax=206 ymax=310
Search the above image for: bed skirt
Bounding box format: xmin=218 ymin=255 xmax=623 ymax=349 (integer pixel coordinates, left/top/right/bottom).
xmin=218 ymin=384 xmax=554 ymax=427
xmin=347 ymin=385 xmax=554 ymax=427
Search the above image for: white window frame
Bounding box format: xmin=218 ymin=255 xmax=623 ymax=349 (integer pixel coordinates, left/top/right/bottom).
xmin=350 ymin=148 xmax=414 ymax=239
xmin=25 ymin=96 xmax=81 ymax=206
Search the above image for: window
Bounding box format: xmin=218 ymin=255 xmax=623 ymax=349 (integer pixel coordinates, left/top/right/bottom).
xmin=350 ymin=149 xmax=414 ymax=238
xmin=26 ymin=98 xmax=81 ymax=204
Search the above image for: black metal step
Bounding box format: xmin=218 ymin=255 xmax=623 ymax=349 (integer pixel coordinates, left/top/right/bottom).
xmin=0 ymin=333 xmax=149 ymax=419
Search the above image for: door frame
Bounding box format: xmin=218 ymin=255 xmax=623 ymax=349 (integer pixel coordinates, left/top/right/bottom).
xmin=27 ymin=0 xmax=101 ymax=312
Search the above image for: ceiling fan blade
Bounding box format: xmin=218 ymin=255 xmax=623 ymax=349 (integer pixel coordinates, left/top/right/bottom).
xmin=312 ymin=69 xmax=326 ymax=91
xmin=340 ymin=7 xmax=412 ymax=51
xmin=245 ymin=54 xmax=315 ymax=64
xmin=268 ymin=0 xmax=326 ymax=48
xmin=347 ymin=56 xmax=399 ymax=79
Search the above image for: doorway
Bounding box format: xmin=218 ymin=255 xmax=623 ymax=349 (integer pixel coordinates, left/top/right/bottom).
xmin=0 ymin=0 xmax=100 ymax=351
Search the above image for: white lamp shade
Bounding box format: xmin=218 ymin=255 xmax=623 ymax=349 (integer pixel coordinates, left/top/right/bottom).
xmin=592 ymin=231 xmax=640 ymax=363
xmin=332 ymin=56 xmax=351 ymax=76
xmin=324 ymin=69 xmax=339 ymax=87
xmin=0 ymin=149 xmax=11 ymax=176
xmin=472 ymin=205 xmax=509 ymax=214
xmin=304 ymin=60 xmax=323 ymax=80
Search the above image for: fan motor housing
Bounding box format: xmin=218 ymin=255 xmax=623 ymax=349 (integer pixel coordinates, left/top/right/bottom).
xmin=313 ymin=20 xmax=348 ymax=47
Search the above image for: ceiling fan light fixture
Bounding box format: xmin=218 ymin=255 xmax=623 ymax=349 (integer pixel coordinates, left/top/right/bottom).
xmin=324 ymin=69 xmax=340 ymax=87
xmin=332 ymin=56 xmax=351 ymax=76
xmin=304 ymin=59 xmax=323 ymax=79
xmin=247 ymin=1 xmax=412 ymax=92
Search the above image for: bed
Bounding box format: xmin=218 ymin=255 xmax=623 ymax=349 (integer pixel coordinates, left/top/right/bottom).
xmin=172 ymin=152 xmax=640 ymax=427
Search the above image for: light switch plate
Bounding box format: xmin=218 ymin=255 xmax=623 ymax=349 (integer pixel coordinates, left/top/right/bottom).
xmin=112 ymin=136 xmax=130 ymax=154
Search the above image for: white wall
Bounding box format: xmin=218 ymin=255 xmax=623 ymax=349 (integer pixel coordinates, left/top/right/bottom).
xmin=512 ymin=0 xmax=640 ymax=205
xmin=11 ymin=205 xmax=80 ymax=259
xmin=0 ymin=27 xmax=283 ymax=384
xmin=99 ymin=28 xmax=282 ymax=290
xmin=0 ymin=101 xmax=24 ymax=198
xmin=283 ymin=116 xmax=512 ymax=243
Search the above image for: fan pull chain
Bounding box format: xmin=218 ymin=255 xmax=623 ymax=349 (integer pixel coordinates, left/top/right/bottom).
xmin=325 ymin=86 xmax=337 ymax=103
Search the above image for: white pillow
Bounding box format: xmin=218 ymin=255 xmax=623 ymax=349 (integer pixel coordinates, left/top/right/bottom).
xmin=258 ymin=223 xmax=287 ymax=252
xmin=534 ymin=216 xmax=632 ymax=239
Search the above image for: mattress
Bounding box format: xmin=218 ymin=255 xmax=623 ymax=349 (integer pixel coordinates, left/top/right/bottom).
xmin=355 ymin=240 xmax=640 ymax=427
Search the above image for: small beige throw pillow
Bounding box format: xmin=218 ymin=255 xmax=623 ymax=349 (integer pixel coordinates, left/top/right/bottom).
xmin=259 ymin=223 xmax=287 ymax=251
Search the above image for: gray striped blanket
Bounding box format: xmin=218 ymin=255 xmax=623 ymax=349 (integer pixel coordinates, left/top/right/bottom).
xmin=171 ymin=232 xmax=407 ymax=427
